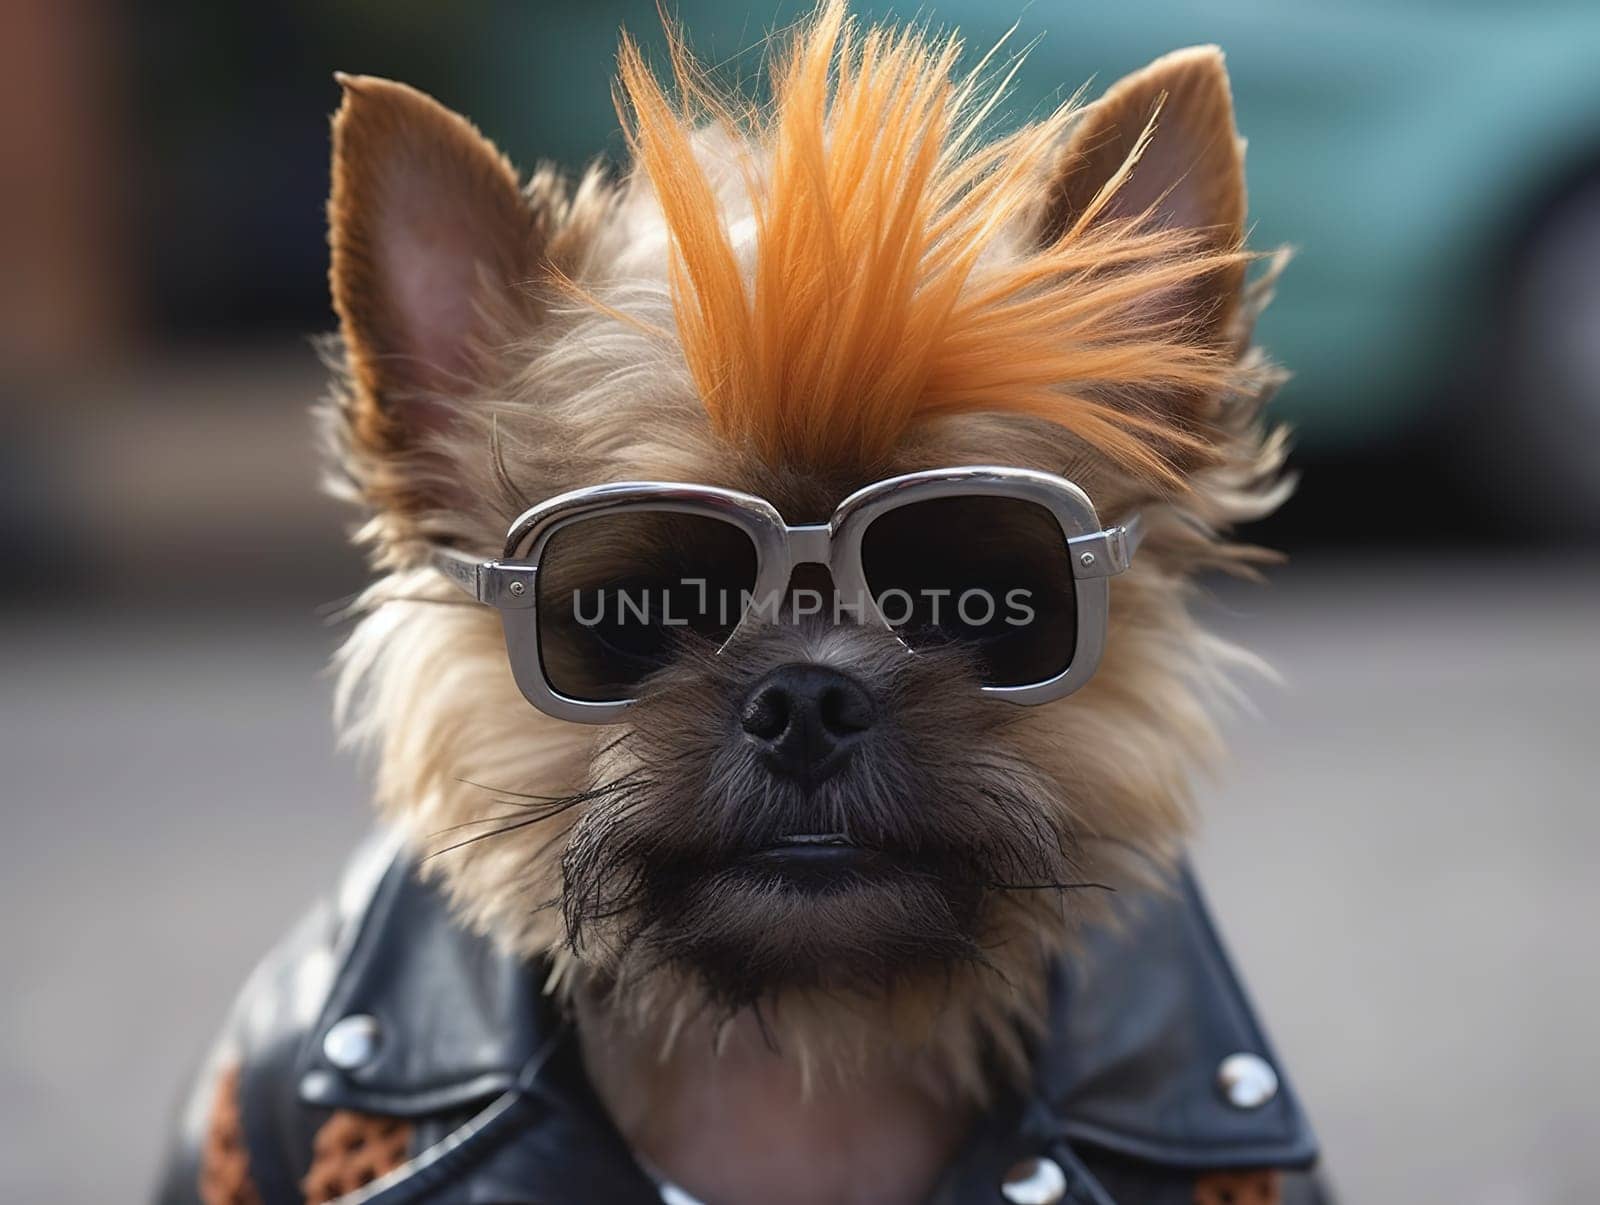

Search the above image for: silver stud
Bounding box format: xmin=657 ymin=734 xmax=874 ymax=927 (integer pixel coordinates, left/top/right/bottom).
xmin=658 ymin=1185 xmax=706 ymax=1205
xmin=1079 ymin=551 xmax=1097 ymax=568
xmin=1216 ymin=1052 xmax=1279 ymax=1109
xmin=1001 ymin=1156 xmax=1068 ymax=1205
xmin=508 ymin=580 xmax=527 ymax=597
xmin=322 ymin=1013 xmax=383 ymax=1071
xmin=298 ymin=1069 xmax=338 ymax=1103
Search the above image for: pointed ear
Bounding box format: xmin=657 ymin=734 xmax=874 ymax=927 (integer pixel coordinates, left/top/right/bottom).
xmin=328 ymin=74 xmax=545 ymax=518
xmin=1042 ymin=46 xmax=1248 ymax=350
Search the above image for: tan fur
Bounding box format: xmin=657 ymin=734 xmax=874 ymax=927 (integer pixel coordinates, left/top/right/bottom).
xmin=326 ymin=4 xmax=1288 ymax=1105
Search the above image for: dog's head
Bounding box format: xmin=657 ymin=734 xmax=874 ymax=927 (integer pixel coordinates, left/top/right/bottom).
xmin=327 ymin=3 xmax=1286 ymax=1092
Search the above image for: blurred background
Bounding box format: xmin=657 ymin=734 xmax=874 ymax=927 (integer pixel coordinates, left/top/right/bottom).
xmin=1 ymin=1 xmax=1597 ymax=1201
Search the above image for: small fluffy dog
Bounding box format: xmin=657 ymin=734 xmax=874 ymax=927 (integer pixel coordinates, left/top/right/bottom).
xmin=160 ymin=5 xmax=1323 ymax=1203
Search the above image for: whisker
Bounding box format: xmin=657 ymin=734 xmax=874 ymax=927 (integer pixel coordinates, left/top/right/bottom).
xmin=455 ymin=773 xmax=648 ymax=805
xmin=985 ymin=880 xmax=1116 ymax=893
xmin=593 ymin=730 xmax=637 ymax=761
xmin=422 ymin=815 xmax=548 ymax=862
xmin=426 ymin=811 xmax=549 ymax=839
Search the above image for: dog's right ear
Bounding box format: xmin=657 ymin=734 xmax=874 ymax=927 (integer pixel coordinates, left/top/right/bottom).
xmin=328 ymin=74 xmax=547 ymax=529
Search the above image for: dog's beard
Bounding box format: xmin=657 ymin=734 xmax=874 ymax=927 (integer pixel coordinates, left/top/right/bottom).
xmin=559 ymin=624 xmax=1088 ymax=1010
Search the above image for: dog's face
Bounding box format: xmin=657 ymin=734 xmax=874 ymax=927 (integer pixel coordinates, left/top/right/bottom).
xmin=326 ymin=7 xmax=1285 ymax=1085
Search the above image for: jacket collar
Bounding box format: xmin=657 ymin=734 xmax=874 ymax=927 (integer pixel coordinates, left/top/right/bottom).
xmin=295 ymin=837 xmax=1316 ymax=1197
xmin=1035 ymin=870 xmax=1318 ymax=1171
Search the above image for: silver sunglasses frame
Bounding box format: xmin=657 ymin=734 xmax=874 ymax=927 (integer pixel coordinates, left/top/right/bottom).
xmin=431 ymin=466 xmax=1143 ymax=723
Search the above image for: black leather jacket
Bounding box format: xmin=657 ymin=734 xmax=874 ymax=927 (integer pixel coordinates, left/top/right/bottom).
xmin=156 ymin=832 xmax=1322 ymax=1205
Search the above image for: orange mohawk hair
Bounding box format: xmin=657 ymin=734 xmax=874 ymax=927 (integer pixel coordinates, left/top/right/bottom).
xmin=617 ymin=1 xmax=1248 ymax=482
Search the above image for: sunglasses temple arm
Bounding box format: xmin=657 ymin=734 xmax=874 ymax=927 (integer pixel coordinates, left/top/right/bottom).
xmin=430 ymin=546 xmax=485 ymax=599
xmin=1067 ymin=512 xmax=1144 ymax=579
xmin=428 ymin=546 xmax=540 ymax=609
xmin=1120 ymin=512 xmax=1145 ymax=566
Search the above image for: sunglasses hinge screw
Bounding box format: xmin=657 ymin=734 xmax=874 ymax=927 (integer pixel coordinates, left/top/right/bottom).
xmin=1079 ymin=552 xmax=1097 ymax=568
xmin=508 ymin=580 xmax=527 ymax=597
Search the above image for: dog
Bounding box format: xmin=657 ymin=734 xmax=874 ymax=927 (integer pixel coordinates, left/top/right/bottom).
xmin=158 ymin=4 xmax=1322 ymax=1203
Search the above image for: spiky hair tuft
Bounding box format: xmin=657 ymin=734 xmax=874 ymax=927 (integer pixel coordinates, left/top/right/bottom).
xmin=616 ymin=1 xmax=1250 ymax=482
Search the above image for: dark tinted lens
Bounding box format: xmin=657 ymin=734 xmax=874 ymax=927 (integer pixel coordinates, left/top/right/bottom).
xmin=859 ymin=495 xmax=1077 ymax=687
xmin=535 ymin=510 xmax=758 ymax=702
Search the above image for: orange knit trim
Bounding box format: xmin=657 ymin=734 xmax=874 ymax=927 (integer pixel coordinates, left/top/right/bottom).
xmin=198 ymin=1065 xmax=262 ymax=1205
xmin=301 ymin=1108 xmax=413 ymax=1203
xmin=198 ymin=1061 xmax=413 ymax=1204
xmin=1193 ymin=1169 xmax=1283 ymax=1205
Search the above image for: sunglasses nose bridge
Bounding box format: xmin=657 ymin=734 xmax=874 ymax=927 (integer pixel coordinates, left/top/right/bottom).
xmin=784 ymin=523 xmax=833 ymax=568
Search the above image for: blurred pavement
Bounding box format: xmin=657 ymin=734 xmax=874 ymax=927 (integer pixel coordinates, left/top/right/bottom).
xmin=1 ymin=560 xmax=1597 ymax=1203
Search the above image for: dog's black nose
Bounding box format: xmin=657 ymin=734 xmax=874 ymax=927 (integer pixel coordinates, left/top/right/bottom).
xmin=740 ymin=664 xmax=876 ymax=787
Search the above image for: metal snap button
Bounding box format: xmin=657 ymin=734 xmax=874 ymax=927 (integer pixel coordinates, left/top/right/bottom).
xmin=1216 ymin=1051 xmax=1279 ymax=1109
xmin=322 ymin=1013 xmax=383 ymax=1071
xmin=1001 ymin=1155 xmax=1068 ymax=1204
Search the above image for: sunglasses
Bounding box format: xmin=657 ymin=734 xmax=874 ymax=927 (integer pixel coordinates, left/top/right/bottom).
xmin=432 ymin=466 xmax=1143 ymax=723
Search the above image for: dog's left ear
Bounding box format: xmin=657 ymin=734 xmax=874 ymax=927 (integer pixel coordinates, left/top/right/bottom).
xmin=328 ymin=74 xmax=548 ymax=527
xmin=1041 ymin=46 xmax=1248 ymax=367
